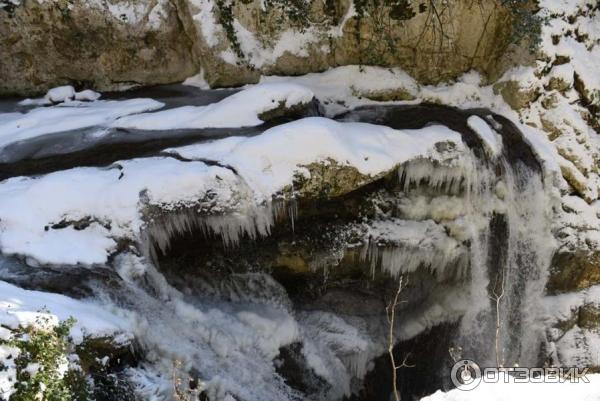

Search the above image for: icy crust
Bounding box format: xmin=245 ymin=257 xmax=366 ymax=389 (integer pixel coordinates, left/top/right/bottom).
xmin=114 ymin=263 xmax=390 ymax=401
xmin=112 ymin=83 xmax=314 ymax=130
xmin=361 ymin=218 xmax=469 ymax=279
xmin=0 ymin=98 xmax=164 ymax=150
xmin=0 ymin=280 xmax=132 ymax=344
xmin=0 ymin=117 xmax=466 ymax=266
xmin=115 ymin=257 xmax=467 ymax=401
xmin=0 ymin=158 xmax=244 ymax=265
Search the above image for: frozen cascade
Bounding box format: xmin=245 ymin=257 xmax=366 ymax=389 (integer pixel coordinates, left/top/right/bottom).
xmin=0 ymin=105 xmax=560 ymax=401
xmin=101 ymin=119 xmax=557 ymax=401
xmin=358 ymin=124 xmax=557 ymax=368
xmin=105 ymin=254 xmax=387 ymax=401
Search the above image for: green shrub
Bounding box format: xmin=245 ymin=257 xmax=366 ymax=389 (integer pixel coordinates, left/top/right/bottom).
xmin=2 ymin=315 xmax=90 ymax=401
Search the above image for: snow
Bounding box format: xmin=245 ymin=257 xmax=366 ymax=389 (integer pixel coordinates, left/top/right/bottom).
xmin=147 ymin=0 xmax=169 ymax=30
xmin=45 ymin=85 xmax=76 ymax=103
xmin=467 ymin=116 xmax=503 ymax=158
xmin=0 ymin=98 xmax=164 ymax=150
xmin=544 ymin=285 xmax=600 ymax=369
xmin=74 ymin=89 xmax=102 ymax=102
xmin=169 ymin=117 xmax=466 ymax=198
xmin=0 ymin=116 xmax=466 ymax=266
xmin=261 ymin=65 xmax=421 ymax=116
xmin=112 ymin=83 xmax=314 ymax=130
xmin=262 ymin=65 xmax=567 ymax=182
xmin=0 ymin=280 xmax=132 ymax=344
xmin=231 ymin=21 xmax=318 ymax=67
xmin=106 ymin=1 xmax=146 ymax=24
xmin=0 ymin=157 xmax=241 ymax=265
xmin=0 ymin=344 xmax=19 ymax=399
xmin=192 ymin=0 xmax=220 ymax=47
xmin=182 ymin=69 xmax=211 ymax=89
xmin=19 ymin=85 xmax=102 ymax=105
xmin=189 ymin=0 xmax=344 ymax=68
xmin=421 ymin=373 xmax=600 ymax=401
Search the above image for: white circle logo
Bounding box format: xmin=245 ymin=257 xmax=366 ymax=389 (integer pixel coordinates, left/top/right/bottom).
xmin=450 ymin=359 xmax=482 ymax=391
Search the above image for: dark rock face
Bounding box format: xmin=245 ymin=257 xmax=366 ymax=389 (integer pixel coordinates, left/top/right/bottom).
xmin=347 ymin=322 xmax=460 ymax=401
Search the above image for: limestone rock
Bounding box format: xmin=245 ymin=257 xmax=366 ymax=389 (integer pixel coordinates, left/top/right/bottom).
xmin=0 ymin=0 xmax=198 ymax=96
xmin=1 ymin=0 xmax=526 ymax=96
xmin=493 ymin=80 xmax=539 ymax=110
xmin=547 ymin=250 xmax=600 ymax=295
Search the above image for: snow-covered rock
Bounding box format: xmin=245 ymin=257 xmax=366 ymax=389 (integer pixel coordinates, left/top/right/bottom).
xmin=0 ymin=117 xmax=465 ymax=266
xmin=112 ymin=83 xmax=314 ymax=130
xmin=45 ymin=85 xmax=76 ymax=103
xmin=0 ymin=280 xmax=132 ymax=344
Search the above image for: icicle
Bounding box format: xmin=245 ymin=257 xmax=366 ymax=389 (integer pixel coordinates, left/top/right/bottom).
xmin=360 ymin=219 xmax=469 ymax=279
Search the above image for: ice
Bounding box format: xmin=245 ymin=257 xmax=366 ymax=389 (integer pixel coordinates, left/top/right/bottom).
xmin=467 ymin=116 xmax=503 ymax=158
xmin=143 ymin=204 xmax=275 ymax=259
xmin=0 ymin=157 xmax=242 ymax=265
xmin=112 ymin=83 xmax=314 ymax=130
xmin=298 ymin=311 xmax=379 ymax=399
xmin=361 ymin=219 xmax=469 ymax=279
xmin=0 ymin=98 xmax=164 ymax=149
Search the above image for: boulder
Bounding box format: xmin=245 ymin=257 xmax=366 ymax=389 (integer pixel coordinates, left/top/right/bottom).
xmin=547 ymin=250 xmax=600 ymax=295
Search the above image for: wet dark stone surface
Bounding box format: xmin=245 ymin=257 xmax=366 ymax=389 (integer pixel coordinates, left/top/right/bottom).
xmin=347 ymin=322 xmax=460 ymax=401
xmin=339 ymin=104 xmax=542 ymax=175
xmin=0 ymin=255 xmax=122 ymax=299
xmin=275 ymin=342 xmax=329 ymax=397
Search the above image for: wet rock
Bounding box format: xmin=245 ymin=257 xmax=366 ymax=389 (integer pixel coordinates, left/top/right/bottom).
xmin=578 ymin=302 xmax=600 ymax=330
xmin=76 ymin=337 xmax=140 ymax=401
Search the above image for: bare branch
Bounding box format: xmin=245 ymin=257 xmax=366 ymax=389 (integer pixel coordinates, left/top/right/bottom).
xmin=387 ymin=275 xmax=412 ymax=401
